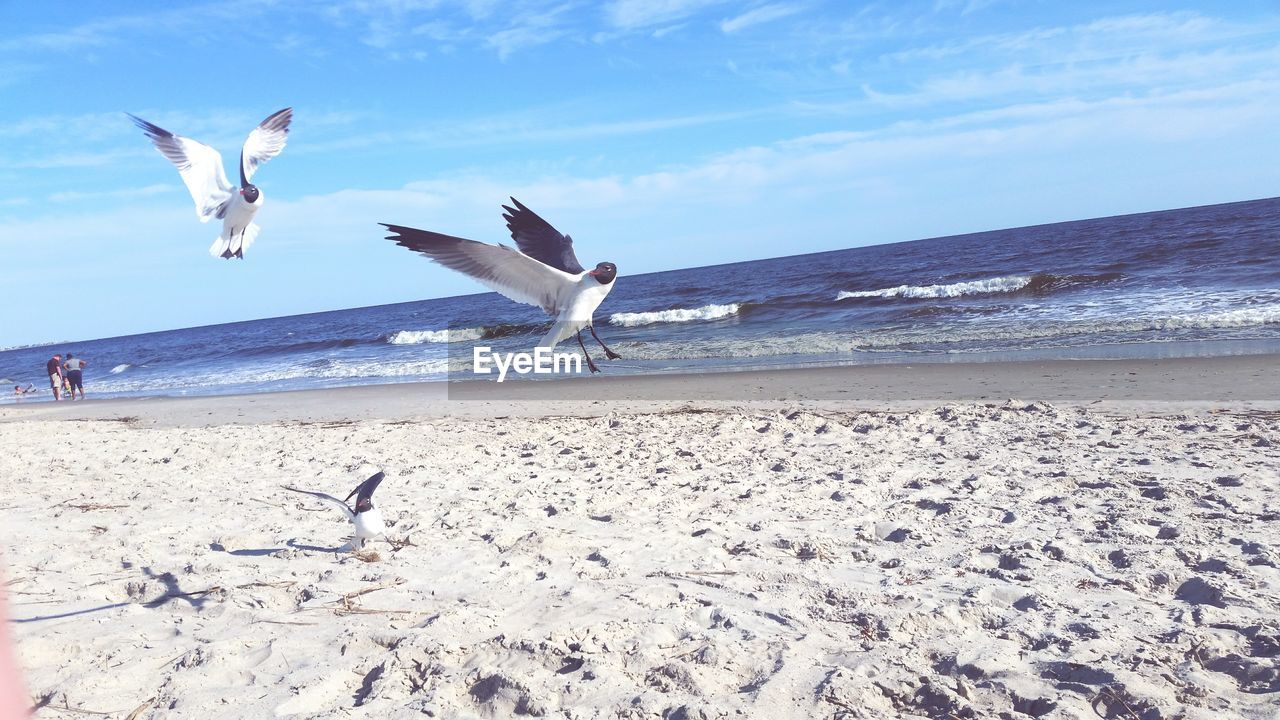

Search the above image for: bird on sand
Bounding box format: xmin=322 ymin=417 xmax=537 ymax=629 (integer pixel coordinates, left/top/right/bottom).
xmin=381 ymin=198 xmax=622 ymax=373
xmin=283 ymin=471 xmax=386 ymax=550
xmin=127 ymin=107 xmax=293 ymax=259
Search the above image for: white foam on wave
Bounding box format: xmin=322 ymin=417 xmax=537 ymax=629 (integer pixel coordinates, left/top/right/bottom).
xmin=608 ymin=301 xmax=1280 ymax=361
xmin=610 ymin=303 xmax=741 ymax=327
xmin=91 ymin=357 xmax=452 ymax=394
xmin=386 ymin=328 xmax=485 ymax=344
xmin=110 ymin=364 xmax=131 ymax=374
xmin=838 ymin=274 xmax=1033 ymax=300
xmin=1159 ymin=306 xmax=1280 ymax=329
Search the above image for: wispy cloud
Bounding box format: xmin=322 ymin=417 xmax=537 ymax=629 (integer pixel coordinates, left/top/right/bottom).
xmin=289 ymin=105 xmax=769 ymax=156
xmin=931 ymin=0 xmax=1010 ymax=17
xmin=485 ymin=3 xmax=576 ymax=60
xmin=603 ymin=0 xmax=731 ymax=31
xmin=0 ymin=0 xmax=276 ymax=53
xmin=324 ymin=0 xmax=583 ymax=59
xmin=8 ymin=149 xmax=144 ymax=170
xmin=864 ymin=43 xmax=1280 ymax=109
xmin=720 ymin=3 xmax=802 ymax=34
xmin=47 ymin=183 xmax=177 ymax=203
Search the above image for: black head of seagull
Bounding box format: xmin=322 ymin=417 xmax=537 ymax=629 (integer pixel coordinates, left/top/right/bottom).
xmin=589 ymin=262 xmax=617 ymax=285
xmin=344 ymin=471 xmax=385 ymax=514
xmin=238 ymin=149 xmax=261 ymax=203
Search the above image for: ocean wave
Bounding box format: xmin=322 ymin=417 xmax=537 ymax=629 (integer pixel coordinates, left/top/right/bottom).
xmin=386 ymin=328 xmax=485 ymax=344
xmin=609 ymin=303 xmax=741 ymax=327
xmin=610 ymin=303 xmax=1280 ymax=361
xmin=110 ymin=364 xmax=131 ymax=374
xmin=837 ymin=274 xmax=1035 ymax=300
xmin=0 ymin=342 xmax=57 ymax=353
xmin=90 ymin=357 xmax=452 ymax=394
xmin=233 ymin=338 xmax=369 ymax=357
xmin=1160 ymin=306 xmax=1280 ymax=329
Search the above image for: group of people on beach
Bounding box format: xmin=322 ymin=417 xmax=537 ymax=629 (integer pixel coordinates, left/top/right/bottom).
xmin=22 ymin=353 xmax=89 ymax=401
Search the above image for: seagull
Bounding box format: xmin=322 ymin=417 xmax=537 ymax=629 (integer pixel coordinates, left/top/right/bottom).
xmin=127 ymin=108 xmax=293 ymax=259
xmin=381 ymin=198 xmax=622 ymax=373
xmin=283 ymin=471 xmax=386 ymax=550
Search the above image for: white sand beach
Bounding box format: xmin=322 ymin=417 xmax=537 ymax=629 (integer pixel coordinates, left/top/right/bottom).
xmin=2 ymin=357 xmax=1278 ymax=718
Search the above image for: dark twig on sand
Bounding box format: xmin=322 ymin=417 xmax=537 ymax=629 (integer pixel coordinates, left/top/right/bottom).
xmin=124 ymin=698 xmax=155 ymax=720
xmin=57 ymin=500 xmax=129 ymax=512
xmin=1091 ymin=687 xmax=1143 ymax=720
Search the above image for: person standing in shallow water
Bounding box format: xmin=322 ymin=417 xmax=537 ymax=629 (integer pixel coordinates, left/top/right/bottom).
xmin=63 ymin=353 xmax=87 ymax=400
xmin=45 ymin=354 xmax=63 ymax=401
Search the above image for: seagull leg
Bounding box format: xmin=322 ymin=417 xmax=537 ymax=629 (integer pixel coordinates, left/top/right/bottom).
xmin=588 ymin=324 xmax=622 ymax=360
xmin=576 ymin=331 xmax=600 ymax=373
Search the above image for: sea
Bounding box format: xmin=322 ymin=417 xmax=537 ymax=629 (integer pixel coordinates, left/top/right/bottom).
xmin=2 ymin=197 xmax=1278 ymax=401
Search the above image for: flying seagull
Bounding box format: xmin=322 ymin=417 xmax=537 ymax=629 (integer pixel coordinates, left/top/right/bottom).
xmin=381 ymin=198 xmax=622 ymax=373
xmin=283 ymin=471 xmax=386 ymax=550
xmin=127 ymin=108 xmax=293 ymax=259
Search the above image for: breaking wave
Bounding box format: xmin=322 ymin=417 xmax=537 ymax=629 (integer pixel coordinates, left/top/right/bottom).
xmin=610 ymin=304 xmax=1280 ymax=362
xmin=609 ymin=303 xmax=741 ymax=327
xmin=838 ymin=274 xmax=1035 ymax=300
xmin=110 ymin=364 xmax=131 ymax=374
xmin=90 ymin=357 xmax=453 ymax=395
xmin=385 ymin=328 xmax=485 ymax=345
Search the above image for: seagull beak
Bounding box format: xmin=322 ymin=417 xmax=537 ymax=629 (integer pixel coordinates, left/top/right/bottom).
xmin=588 ymin=269 xmax=600 ymax=277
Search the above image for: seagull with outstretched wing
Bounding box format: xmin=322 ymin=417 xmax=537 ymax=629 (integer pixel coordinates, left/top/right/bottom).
xmin=127 ymin=108 xmax=292 ymax=259
xmin=381 ymin=198 xmax=622 ymax=373
xmin=283 ymin=471 xmax=386 ymax=550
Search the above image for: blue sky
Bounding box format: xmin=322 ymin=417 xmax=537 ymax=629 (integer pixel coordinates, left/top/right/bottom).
xmin=2 ymin=1 xmax=1278 ymax=347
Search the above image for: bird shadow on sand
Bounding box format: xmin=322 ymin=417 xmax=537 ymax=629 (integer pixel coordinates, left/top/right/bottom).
xmin=11 ymin=602 xmax=132 ymax=624
xmin=286 ymin=538 xmax=350 ymax=553
xmin=209 ymin=542 xmax=285 ymax=557
xmin=14 ymin=566 xmax=217 ymax=622
xmin=141 ymin=566 xmax=215 ymax=609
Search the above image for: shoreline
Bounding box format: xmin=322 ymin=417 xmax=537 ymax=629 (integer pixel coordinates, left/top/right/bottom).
xmin=0 ymin=353 xmax=1276 ymax=427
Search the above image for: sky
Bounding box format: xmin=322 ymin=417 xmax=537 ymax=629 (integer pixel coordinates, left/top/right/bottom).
xmin=2 ymin=1 xmax=1278 ymax=347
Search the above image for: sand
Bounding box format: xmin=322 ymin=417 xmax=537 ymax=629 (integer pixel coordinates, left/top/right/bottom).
xmin=1 ymin=357 xmax=1278 ymax=718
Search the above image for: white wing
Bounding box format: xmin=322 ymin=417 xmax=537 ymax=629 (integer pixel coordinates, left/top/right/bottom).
xmin=282 ymin=486 xmax=355 ymax=522
xmin=128 ymin=113 xmax=233 ymax=223
xmin=382 ymin=224 xmax=579 ymax=315
xmin=239 ymin=108 xmax=292 ymax=184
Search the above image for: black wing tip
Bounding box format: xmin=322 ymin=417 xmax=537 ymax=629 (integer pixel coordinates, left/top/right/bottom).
xmin=503 ymin=197 xmax=532 ymax=217
xmin=380 ymin=222 xmax=419 ymax=240
xmin=380 ymin=224 xmax=470 ymax=252
xmin=258 ymin=107 xmax=294 ymax=133
xmin=126 ymin=112 xmax=170 ymax=137
xmin=345 ymin=470 xmax=385 ymax=503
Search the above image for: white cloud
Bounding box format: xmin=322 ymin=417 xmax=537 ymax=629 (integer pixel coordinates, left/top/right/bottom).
xmin=0 ymin=0 xmax=274 ymax=53
xmin=485 ymin=4 xmax=575 ymax=59
xmin=47 ymin=183 xmax=177 ymax=203
xmin=604 ymin=0 xmax=730 ymax=31
xmin=720 ymin=3 xmax=802 ymax=34
xmin=864 ymin=43 xmax=1280 ymax=109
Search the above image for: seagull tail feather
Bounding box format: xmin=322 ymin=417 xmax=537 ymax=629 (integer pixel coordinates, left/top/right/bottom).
xmin=538 ymin=320 xmax=577 ymax=349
